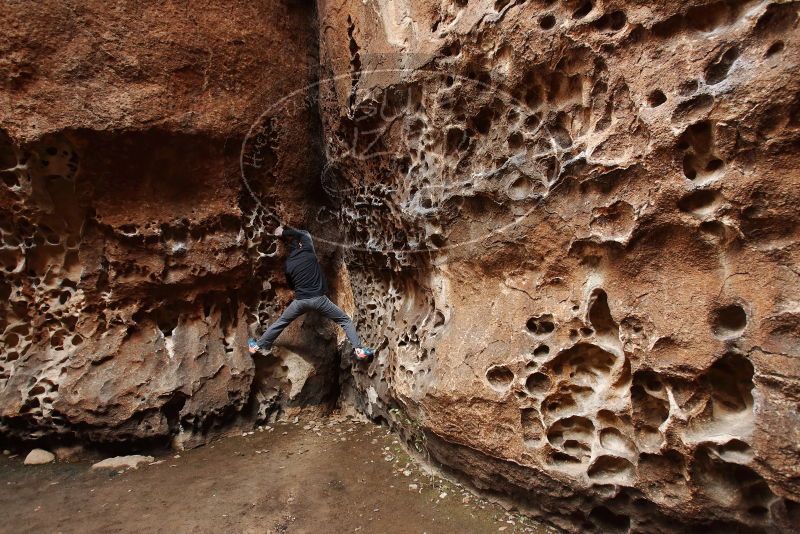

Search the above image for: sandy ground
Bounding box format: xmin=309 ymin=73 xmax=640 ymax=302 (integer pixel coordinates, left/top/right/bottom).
xmin=0 ymin=416 xmax=550 ymax=534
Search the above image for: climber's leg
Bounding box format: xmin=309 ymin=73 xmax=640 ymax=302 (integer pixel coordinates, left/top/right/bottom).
xmin=310 ymin=296 xmax=362 ymax=348
xmin=254 ymin=299 xmax=307 ymax=350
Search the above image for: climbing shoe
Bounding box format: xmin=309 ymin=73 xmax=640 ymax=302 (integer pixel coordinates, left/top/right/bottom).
xmin=248 ymin=339 xmax=260 ymax=354
xmin=354 ymin=347 xmax=374 ymax=361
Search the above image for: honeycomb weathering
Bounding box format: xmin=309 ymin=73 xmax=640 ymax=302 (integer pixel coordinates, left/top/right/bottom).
xmin=1 ymin=0 xmax=799 ymax=532
xmin=0 ymin=0 xmax=333 ymax=448
xmin=318 ymin=0 xmax=800 ymax=531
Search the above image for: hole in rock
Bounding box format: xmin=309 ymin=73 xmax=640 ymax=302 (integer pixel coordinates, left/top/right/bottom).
xmin=155 ymin=308 xmax=180 ymax=338
xmin=468 ymin=107 xmax=494 ymax=135
xmin=5 ymin=332 xmax=19 ymax=347
xmin=119 ymin=224 xmax=137 ymax=235
xmin=588 ymin=289 xmax=618 ymax=339
xmin=539 ymin=14 xmax=556 ymax=29
xmin=443 ymin=40 xmax=461 ymax=57
xmin=706 ymin=353 xmax=754 ymax=415
xmin=692 ymin=444 xmax=774 ymax=510
xmin=593 ymin=11 xmax=627 ymax=32
xmin=486 ymin=365 xmax=515 ymax=392
xmin=686 ymin=1 xmax=731 ymax=32
xmin=765 ymin=41 xmax=784 ymax=57
xmin=546 ymin=343 xmax=616 ymax=388
xmin=705 ymin=158 xmax=724 ymax=172
xmin=588 ymin=455 xmax=634 ymax=481
xmin=507 ymin=131 xmax=524 ymax=150
xmin=21 ymin=397 xmax=40 ymax=412
xmin=526 ymin=314 xmax=555 ymax=336
xmin=533 ymin=344 xmax=550 ymax=357
xmin=589 ymin=506 xmax=630 ymax=532
xmin=507 ymin=175 xmax=534 ymax=200
xmin=705 ymin=47 xmax=739 ymax=85
xmin=549 ymin=122 xmax=572 ymax=148
xmin=681 ymin=120 xmax=713 ymax=152
xmin=572 ymin=1 xmax=593 ymax=19
xmin=700 ymin=220 xmax=726 ymax=238
xmin=711 ymin=303 xmax=746 ymax=339
xmin=1 ymin=171 xmax=19 ymax=188
xmin=755 ymin=3 xmax=799 ymax=35
xmin=525 ymin=372 xmax=551 ymax=395
xmin=632 ymin=370 xmax=669 ymax=428
xmin=678 ymin=189 xmax=721 ymax=215
xmin=647 ymin=89 xmax=666 ymax=107
xmin=524 ymin=86 xmax=543 ymax=109
xmin=786 ymin=499 xmax=800 ymax=523
xmin=429 ymin=234 xmax=446 ymax=248
xmin=599 ymin=427 xmax=635 ymax=456
xmin=679 ymin=80 xmax=699 ymax=96
xmin=653 ymin=15 xmax=683 ymax=38
xmin=547 ymin=415 xmax=594 ymax=449
xmin=672 ymin=94 xmax=714 ymax=123
xmin=550 ymin=451 xmax=581 ymax=466
xmin=524 ymin=114 xmax=541 ymax=130
xmin=0 ymin=136 xmax=16 ymax=168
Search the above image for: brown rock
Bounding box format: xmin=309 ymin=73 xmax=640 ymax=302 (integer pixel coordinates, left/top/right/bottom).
xmin=1 ymin=0 xmax=799 ymax=532
xmin=314 ymin=0 xmax=800 ymax=532
xmin=0 ymin=0 xmax=335 ymax=447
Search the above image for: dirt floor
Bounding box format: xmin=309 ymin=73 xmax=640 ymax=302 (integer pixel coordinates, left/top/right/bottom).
xmin=0 ymin=416 xmax=551 ymax=534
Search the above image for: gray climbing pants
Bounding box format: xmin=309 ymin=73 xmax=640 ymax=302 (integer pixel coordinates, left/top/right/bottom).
xmin=256 ymin=295 xmax=362 ymax=350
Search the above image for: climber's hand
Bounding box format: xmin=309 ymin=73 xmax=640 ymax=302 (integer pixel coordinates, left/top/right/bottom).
xmin=272 ymin=225 xmax=284 ymax=237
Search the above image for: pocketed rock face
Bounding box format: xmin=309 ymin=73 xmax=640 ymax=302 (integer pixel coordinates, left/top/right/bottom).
xmin=318 ymin=0 xmax=800 ymax=531
xmin=0 ymin=1 xmax=335 ymax=447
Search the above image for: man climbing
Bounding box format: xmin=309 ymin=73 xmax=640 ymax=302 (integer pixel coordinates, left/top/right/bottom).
xmin=248 ymin=225 xmax=374 ymax=361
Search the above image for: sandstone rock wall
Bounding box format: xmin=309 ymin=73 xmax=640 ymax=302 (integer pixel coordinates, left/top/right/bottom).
xmin=1 ymin=0 xmax=799 ymax=531
xmin=0 ymin=0 xmax=335 ymax=447
xmin=316 ymin=0 xmax=800 ymax=531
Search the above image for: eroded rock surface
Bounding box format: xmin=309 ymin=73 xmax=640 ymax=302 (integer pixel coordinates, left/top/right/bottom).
xmin=2 ymin=0 xmax=799 ymax=531
xmin=314 ymin=0 xmax=800 ymax=532
xmin=0 ymin=0 xmax=337 ymax=448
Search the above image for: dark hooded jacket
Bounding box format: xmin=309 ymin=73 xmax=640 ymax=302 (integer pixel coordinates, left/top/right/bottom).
xmin=282 ymin=227 xmax=327 ymax=299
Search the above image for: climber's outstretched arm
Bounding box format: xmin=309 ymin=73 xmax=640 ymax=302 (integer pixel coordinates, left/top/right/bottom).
xmin=275 ymin=225 xmax=315 ymax=253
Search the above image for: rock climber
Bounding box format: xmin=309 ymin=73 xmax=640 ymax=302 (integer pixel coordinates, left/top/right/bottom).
xmin=248 ymin=225 xmax=374 ymax=361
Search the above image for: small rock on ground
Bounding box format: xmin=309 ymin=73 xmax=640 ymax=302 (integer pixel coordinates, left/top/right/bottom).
xmin=24 ymin=449 xmax=55 ymax=465
xmin=91 ymin=455 xmax=155 ymax=470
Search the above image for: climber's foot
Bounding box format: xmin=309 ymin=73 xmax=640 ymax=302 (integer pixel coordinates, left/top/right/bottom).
xmin=354 ymin=347 xmax=374 ymax=361
xmin=248 ymin=339 xmax=260 ymax=355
